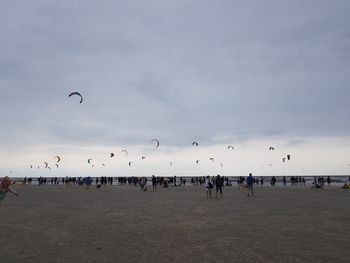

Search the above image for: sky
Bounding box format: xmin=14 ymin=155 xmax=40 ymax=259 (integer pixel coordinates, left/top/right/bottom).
xmin=1 ymin=0 xmax=350 ymax=177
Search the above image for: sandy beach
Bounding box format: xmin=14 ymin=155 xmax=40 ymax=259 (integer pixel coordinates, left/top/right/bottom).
xmin=1 ymin=184 xmax=349 ymax=263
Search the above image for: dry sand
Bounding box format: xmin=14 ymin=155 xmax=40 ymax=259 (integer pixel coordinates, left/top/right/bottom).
xmin=1 ymin=184 xmax=349 ymax=263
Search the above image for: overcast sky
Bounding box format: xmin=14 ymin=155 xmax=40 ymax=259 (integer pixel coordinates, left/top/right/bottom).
xmin=1 ymin=0 xmax=350 ymax=177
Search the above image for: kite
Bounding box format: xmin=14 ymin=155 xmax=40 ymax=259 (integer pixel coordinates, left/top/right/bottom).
xmin=110 ymin=153 xmax=115 ymax=158
xmin=54 ymin=156 xmax=61 ymax=163
xmin=88 ymin=159 xmax=92 ymax=164
xmin=44 ymin=162 xmax=48 ymax=168
xmin=121 ymin=150 xmax=128 ymax=156
xmin=151 ymin=139 xmax=160 ymax=148
xmin=128 ymin=162 xmax=133 ymax=166
xmin=228 ymin=146 xmax=234 ymax=150
xmin=68 ymin=92 xmax=83 ymax=103
xmin=210 ymin=158 xmax=214 ymax=162
xmin=269 ymin=147 xmax=275 ymax=151
xmin=192 ymin=142 xmax=198 ymax=146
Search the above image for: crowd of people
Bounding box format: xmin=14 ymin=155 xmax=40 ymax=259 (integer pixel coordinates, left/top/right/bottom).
xmin=1 ymin=174 xmax=348 ymax=207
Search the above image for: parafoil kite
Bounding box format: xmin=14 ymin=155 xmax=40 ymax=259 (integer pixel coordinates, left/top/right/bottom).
xmin=110 ymin=153 xmax=115 ymax=158
xmin=44 ymin=162 xmax=48 ymax=168
xmin=88 ymin=159 xmax=92 ymax=164
xmin=68 ymin=92 xmax=83 ymax=103
xmin=128 ymin=162 xmax=133 ymax=166
xmin=228 ymin=146 xmax=234 ymax=150
xmin=269 ymin=147 xmax=275 ymax=151
xmin=141 ymin=156 xmax=146 ymax=160
xmin=192 ymin=142 xmax=198 ymax=146
xmin=196 ymin=160 xmax=200 ymax=164
xmin=56 ymin=164 xmax=59 ymax=168
xmin=210 ymin=158 xmax=214 ymax=162
xmin=121 ymin=150 xmax=128 ymax=156
xmin=287 ymin=155 xmax=291 ymax=160
xmin=54 ymin=156 xmax=61 ymax=163
xmin=169 ymin=161 xmax=173 ymax=166
xmin=151 ymin=139 xmax=160 ymax=148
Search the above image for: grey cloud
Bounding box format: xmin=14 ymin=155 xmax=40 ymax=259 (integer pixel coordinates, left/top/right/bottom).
xmin=1 ymin=0 xmax=350 ymax=150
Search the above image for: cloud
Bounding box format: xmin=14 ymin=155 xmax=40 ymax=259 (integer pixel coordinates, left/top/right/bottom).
xmin=1 ymin=1 xmax=350 ymax=174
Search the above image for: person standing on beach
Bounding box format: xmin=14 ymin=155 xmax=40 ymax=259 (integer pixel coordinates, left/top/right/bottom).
xmin=84 ymin=177 xmax=93 ymax=190
xmin=205 ymin=176 xmax=213 ymax=198
xmin=215 ymin=174 xmax=223 ymax=199
xmin=152 ymin=175 xmax=157 ymax=191
xmin=0 ymin=176 xmax=19 ymax=207
xmin=238 ymin=176 xmax=244 ymax=190
xmin=246 ymin=173 xmax=254 ymax=197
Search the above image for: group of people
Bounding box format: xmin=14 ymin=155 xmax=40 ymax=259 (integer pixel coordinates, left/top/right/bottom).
xmin=204 ymin=173 xmax=255 ymax=198
xmin=312 ymin=176 xmax=332 ymax=189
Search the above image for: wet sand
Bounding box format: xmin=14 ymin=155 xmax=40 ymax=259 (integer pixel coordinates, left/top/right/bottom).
xmin=1 ymin=184 xmax=349 ymax=263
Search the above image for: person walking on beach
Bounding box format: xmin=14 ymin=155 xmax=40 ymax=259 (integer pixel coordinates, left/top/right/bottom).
xmin=0 ymin=176 xmax=19 ymax=207
xmin=246 ymin=173 xmax=254 ymax=197
xmin=215 ymin=174 xmax=223 ymax=199
xmin=140 ymin=177 xmax=147 ymax=191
